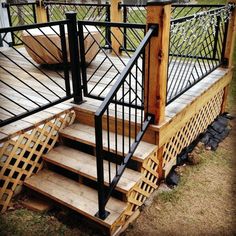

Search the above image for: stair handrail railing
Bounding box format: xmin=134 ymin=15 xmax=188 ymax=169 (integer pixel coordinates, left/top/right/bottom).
xmin=94 ymin=25 xmax=158 ymax=219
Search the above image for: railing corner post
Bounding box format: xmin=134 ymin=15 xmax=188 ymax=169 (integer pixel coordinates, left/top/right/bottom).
xmin=144 ymin=0 xmax=173 ymax=125
xmin=36 ymin=0 xmax=47 ymax=23
xmin=221 ymin=1 xmax=236 ymax=113
xmin=110 ymin=0 xmax=122 ymax=55
xmin=66 ymin=11 xmax=83 ymax=104
xmin=223 ymin=0 xmax=236 ymax=68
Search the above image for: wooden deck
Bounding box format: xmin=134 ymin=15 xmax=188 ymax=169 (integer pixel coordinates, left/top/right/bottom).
xmin=0 ymin=46 xmax=218 ymax=124
xmin=0 ymin=45 xmax=231 ymax=235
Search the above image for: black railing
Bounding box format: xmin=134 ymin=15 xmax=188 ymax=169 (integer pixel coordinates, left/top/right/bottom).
xmin=120 ymin=3 xmax=147 ymax=24
xmin=119 ymin=3 xmax=225 ymax=25
xmin=171 ymin=4 xmax=225 ymax=19
xmin=2 ymin=2 xmax=37 ymax=45
xmin=44 ymin=1 xmax=110 ymax=22
xmin=77 ymin=20 xmax=146 ymax=101
xmin=94 ymin=25 xmax=157 ymax=219
xmin=0 ymin=13 xmax=82 ymax=127
xmin=167 ymin=5 xmax=233 ymax=104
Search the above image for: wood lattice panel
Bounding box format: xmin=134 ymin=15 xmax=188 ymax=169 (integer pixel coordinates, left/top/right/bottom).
xmin=117 ymin=148 xmax=159 ymax=226
xmin=162 ymin=89 xmax=224 ymax=174
xmin=0 ymin=110 xmax=76 ymax=212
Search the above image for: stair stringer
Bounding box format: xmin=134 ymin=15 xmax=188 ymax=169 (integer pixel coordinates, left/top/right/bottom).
xmin=110 ymin=147 xmax=159 ymax=234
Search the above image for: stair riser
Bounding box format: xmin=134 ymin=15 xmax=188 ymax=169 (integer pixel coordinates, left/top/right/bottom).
xmin=75 ymin=111 xmax=156 ymax=144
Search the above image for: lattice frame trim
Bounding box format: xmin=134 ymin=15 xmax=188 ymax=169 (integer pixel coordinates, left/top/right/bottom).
xmin=0 ymin=109 xmax=76 ymax=213
xmin=162 ymin=89 xmax=224 ymax=175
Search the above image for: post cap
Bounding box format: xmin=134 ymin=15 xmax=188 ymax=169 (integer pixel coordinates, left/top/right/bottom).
xmin=147 ymin=0 xmax=177 ymax=6
xmin=65 ymin=11 xmax=77 ymax=16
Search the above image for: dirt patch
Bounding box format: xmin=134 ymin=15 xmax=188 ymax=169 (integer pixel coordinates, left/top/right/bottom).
xmin=124 ymin=116 xmax=236 ymax=236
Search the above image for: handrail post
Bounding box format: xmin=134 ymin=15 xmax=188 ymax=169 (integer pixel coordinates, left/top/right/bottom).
xmin=66 ymin=12 xmax=83 ymax=104
xmin=105 ymin=2 xmax=111 ymax=48
xmin=144 ymin=0 xmax=173 ymax=125
xmin=110 ymin=0 xmax=123 ymax=54
xmin=221 ymin=0 xmax=236 ymax=113
xmin=94 ymin=115 xmax=110 ymax=220
xmin=36 ymin=0 xmax=47 ymax=23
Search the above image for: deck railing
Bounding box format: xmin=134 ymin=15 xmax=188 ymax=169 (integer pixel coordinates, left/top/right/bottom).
xmin=1 ymin=2 xmax=37 ymax=45
xmin=77 ymin=20 xmax=146 ymax=101
xmin=167 ymin=4 xmax=234 ymax=104
xmin=94 ymin=25 xmax=157 ymax=219
xmin=44 ymin=1 xmax=110 ymax=22
xmin=120 ymin=3 xmax=147 ymax=24
xmin=119 ymin=3 xmax=225 ymax=25
xmin=1 ymin=0 xmax=235 ymax=221
xmin=171 ymin=4 xmax=225 ymax=19
xmin=0 ymin=14 xmax=82 ymax=127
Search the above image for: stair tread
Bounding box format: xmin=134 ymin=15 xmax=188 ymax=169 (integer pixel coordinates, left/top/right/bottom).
xmin=24 ymin=169 xmax=126 ymax=227
xmin=60 ymin=123 xmax=157 ymax=162
xmin=43 ymin=145 xmax=141 ymax=193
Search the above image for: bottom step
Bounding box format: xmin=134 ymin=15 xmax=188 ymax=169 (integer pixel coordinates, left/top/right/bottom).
xmin=24 ymin=169 xmax=127 ymax=229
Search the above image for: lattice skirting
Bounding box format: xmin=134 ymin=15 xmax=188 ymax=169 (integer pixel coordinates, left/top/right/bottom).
xmin=0 ymin=110 xmax=76 ymax=213
xmin=162 ymin=89 xmax=224 ymax=175
xmin=112 ymin=148 xmax=159 ymax=232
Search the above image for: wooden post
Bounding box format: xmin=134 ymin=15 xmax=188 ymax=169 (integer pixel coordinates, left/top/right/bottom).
xmin=36 ymin=0 xmax=47 ymax=23
xmin=110 ymin=0 xmax=123 ymax=55
xmin=221 ymin=0 xmax=236 ymax=113
xmin=224 ymin=0 xmax=236 ymax=68
xmin=145 ymin=0 xmax=172 ymax=125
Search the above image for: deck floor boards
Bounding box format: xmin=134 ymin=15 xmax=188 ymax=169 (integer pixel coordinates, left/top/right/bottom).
xmin=0 ymin=46 xmax=227 ymax=126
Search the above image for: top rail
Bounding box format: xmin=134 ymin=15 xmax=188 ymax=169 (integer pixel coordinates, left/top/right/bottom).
xmin=1 ymin=2 xmax=37 ymax=7
xmin=171 ymin=5 xmax=230 ymax=23
xmin=0 ymin=19 xmax=69 ymax=33
xmin=43 ymin=1 xmax=110 ymax=7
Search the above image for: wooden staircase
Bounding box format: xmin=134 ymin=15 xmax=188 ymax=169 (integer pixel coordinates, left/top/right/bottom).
xmin=24 ymin=100 xmax=159 ymax=235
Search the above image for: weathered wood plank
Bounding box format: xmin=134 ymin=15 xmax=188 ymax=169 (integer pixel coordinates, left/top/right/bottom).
xmin=60 ymin=123 xmax=157 ymax=162
xmin=43 ymin=145 xmax=141 ymax=193
xmin=24 ymin=169 xmax=126 ymax=228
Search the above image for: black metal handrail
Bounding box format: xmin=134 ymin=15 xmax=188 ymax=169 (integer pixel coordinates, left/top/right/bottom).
xmin=167 ymin=4 xmax=234 ymax=104
xmin=0 ymin=13 xmax=82 ymax=127
xmin=94 ymin=25 xmax=157 ymax=219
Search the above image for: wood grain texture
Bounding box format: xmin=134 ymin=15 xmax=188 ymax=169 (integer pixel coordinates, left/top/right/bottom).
xmin=24 ymin=169 xmax=127 ymax=228
xmin=43 ymin=145 xmax=141 ymax=193
xmin=110 ymin=0 xmax=123 ymax=55
xmin=60 ymin=123 xmax=157 ymax=162
xmin=224 ymin=1 xmax=236 ymax=68
xmin=145 ymin=4 xmax=171 ymax=125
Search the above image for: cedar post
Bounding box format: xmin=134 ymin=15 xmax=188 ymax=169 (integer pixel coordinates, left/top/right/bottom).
xmin=224 ymin=0 xmax=236 ymax=68
xmin=145 ymin=0 xmax=174 ymax=180
xmin=36 ymin=0 xmax=47 ymax=23
xmin=221 ymin=0 xmax=236 ymax=113
xmin=145 ymin=0 xmax=173 ymax=125
xmin=110 ymin=0 xmax=123 ymax=55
